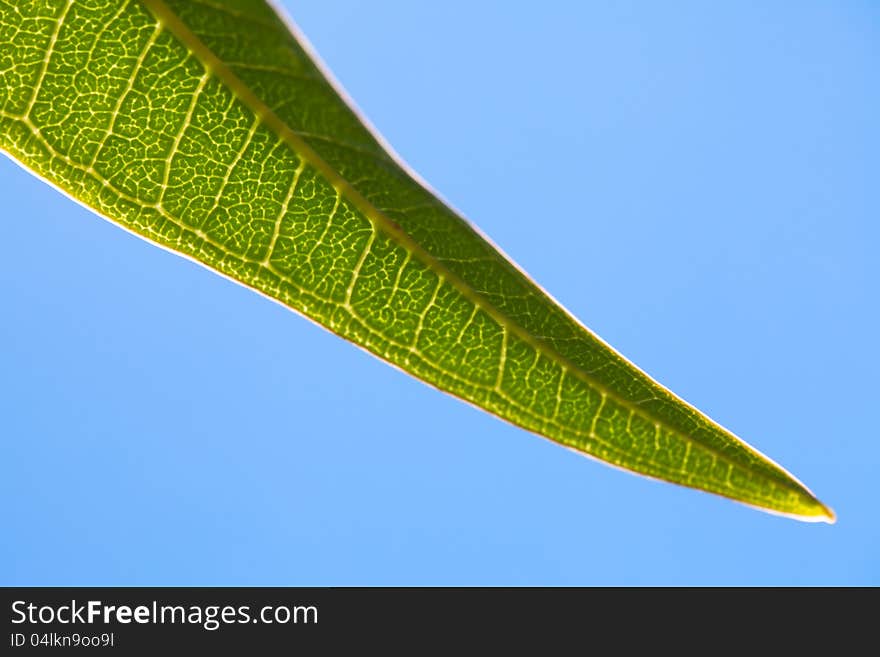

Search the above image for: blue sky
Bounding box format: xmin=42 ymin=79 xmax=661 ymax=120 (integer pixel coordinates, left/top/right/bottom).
xmin=2 ymin=0 xmax=877 ymax=585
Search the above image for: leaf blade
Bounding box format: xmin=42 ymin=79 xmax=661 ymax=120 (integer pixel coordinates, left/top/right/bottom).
xmin=0 ymin=0 xmax=832 ymax=521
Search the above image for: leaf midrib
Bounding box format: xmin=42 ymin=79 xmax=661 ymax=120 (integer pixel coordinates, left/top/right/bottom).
xmin=138 ymin=0 xmax=808 ymax=499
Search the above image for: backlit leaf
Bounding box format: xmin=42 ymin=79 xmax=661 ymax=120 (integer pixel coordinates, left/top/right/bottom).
xmin=0 ymin=0 xmax=833 ymax=521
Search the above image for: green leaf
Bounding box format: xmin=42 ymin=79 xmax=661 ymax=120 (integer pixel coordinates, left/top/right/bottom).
xmin=0 ymin=0 xmax=833 ymax=522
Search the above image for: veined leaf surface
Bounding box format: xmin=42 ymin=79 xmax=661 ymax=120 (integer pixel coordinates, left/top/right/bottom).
xmin=0 ymin=0 xmax=833 ymax=521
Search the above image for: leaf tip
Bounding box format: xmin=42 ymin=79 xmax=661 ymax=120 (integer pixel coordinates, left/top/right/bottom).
xmin=745 ymin=486 xmax=836 ymax=524
xmin=791 ymin=496 xmax=836 ymax=524
xmin=816 ymin=502 xmax=837 ymax=525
